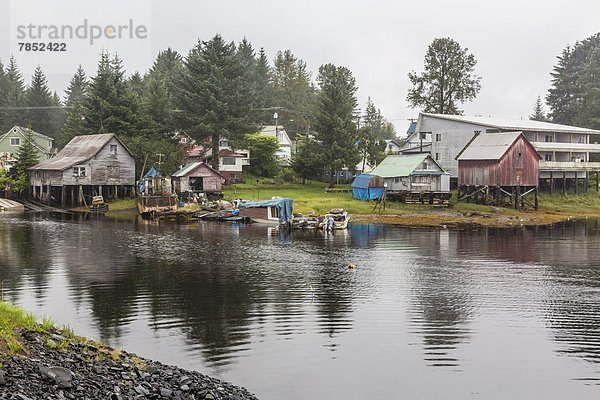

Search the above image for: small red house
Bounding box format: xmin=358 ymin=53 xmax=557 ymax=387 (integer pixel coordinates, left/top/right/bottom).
xmin=457 ymin=131 xmax=540 ymax=187
xmin=456 ymin=131 xmax=541 ymax=209
xmin=171 ymin=162 xmax=223 ymax=196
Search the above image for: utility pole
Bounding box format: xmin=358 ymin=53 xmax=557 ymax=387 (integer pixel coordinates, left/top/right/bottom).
xmin=156 ymin=153 xmax=164 ymax=173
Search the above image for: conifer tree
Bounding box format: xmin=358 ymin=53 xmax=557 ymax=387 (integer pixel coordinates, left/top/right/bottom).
xmin=529 ymin=96 xmax=547 ymax=121
xmin=273 ymin=50 xmax=314 ymax=134
xmin=26 ymin=66 xmax=54 ymax=137
xmin=83 ymin=52 xmax=147 ymax=135
xmin=313 ymin=63 xmax=360 ymax=186
xmin=59 ymin=66 xmax=88 ymax=147
xmin=145 ymin=49 xmax=184 ymax=134
xmin=3 ymin=55 xmax=27 ymax=131
xmin=255 ymin=47 xmax=275 ymax=124
xmin=13 ymin=132 xmax=40 ymax=194
xmin=173 ymin=34 xmax=256 ymax=170
xmin=64 ymin=65 xmax=88 ymax=107
xmin=0 ymin=60 xmax=8 ymax=129
xmin=358 ymin=97 xmax=387 ymax=171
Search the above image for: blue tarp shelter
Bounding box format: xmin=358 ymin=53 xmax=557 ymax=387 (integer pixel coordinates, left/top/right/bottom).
xmin=351 ymin=174 xmax=385 ymax=200
xmin=238 ymin=198 xmax=294 ymax=224
xmin=139 ymin=166 xmax=158 ymax=193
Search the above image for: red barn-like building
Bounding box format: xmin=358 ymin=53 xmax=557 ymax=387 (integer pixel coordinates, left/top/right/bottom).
xmin=456 ymin=131 xmax=541 ymax=209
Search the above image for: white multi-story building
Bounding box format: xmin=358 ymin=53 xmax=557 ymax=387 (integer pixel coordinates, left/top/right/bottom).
xmin=402 ymin=113 xmax=600 ymax=188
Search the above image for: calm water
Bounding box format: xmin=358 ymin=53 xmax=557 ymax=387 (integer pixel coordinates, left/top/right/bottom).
xmin=2 ymin=212 xmax=600 ymax=399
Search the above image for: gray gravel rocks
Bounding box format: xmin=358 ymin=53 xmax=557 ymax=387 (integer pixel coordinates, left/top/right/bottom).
xmin=0 ymin=328 xmax=258 ymax=399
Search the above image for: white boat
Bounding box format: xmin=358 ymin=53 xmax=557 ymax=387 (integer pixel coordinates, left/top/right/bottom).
xmin=324 ymin=208 xmax=350 ymax=230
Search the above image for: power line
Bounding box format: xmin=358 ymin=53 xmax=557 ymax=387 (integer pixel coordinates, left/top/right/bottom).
xmin=0 ymin=106 xmax=72 ymax=110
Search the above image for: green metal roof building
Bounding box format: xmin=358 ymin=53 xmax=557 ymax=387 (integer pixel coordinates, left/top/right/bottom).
xmin=369 ymin=153 xmax=450 ymax=193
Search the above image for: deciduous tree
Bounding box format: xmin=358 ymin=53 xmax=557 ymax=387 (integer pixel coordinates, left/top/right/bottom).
xmin=245 ymin=132 xmax=279 ymax=178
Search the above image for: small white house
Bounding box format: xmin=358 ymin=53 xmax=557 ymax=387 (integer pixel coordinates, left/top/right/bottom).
xmin=260 ymin=125 xmax=293 ymax=165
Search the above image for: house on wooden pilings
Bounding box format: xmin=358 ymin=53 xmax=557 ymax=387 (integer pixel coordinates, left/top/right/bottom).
xmin=456 ymin=131 xmax=541 ymax=210
xmin=28 ymin=134 xmax=135 ymax=207
xmin=368 ymin=153 xmax=451 ymax=205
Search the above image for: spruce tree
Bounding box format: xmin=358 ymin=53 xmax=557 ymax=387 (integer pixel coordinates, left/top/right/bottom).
xmin=0 ymin=60 xmax=8 ymax=130
xmin=145 ymin=49 xmax=184 ymax=134
xmin=546 ymin=34 xmax=600 ymax=126
xmin=358 ymin=97 xmax=387 ymax=171
xmin=83 ymin=52 xmax=146 ymax=135
xmin=13 ymin=132 xmax=40 ymax=194
xmin=173 ymin=34 xmax=256 ymax=170
xmin=64 ymin=65 xmax=88 ymax=107
xmin=26 ymin=66 xmax=54 ymax=137
xmin=3 ymin=55 xmax=26 ymax=131
xmin=529 ymin=96 xmax=547 ymax=121
xmin=59 ymin=66 xmax=88 ymax=147
xmin=255 ymin=47 xmax=274 ymax=124
xmin=313 ymin=63 xmax=360 ymax=186
xmin=273 ymin=50 xmax=314 ymax=134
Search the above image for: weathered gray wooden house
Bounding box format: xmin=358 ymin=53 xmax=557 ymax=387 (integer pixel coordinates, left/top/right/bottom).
xmin=28 ymin=134 xmax=135 ymax=206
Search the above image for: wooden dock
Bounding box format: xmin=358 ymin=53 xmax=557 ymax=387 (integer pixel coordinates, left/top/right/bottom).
xmin=0 ymin=198 xmax=25 ymax=212
xmin=324 ymin=188 xmax=351 ymax=193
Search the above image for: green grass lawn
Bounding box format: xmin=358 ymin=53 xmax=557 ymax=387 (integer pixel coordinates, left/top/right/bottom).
xmin=223 ymin=181 xmax=600 ymax=216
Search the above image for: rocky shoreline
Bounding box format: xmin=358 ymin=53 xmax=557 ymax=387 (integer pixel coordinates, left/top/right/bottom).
xmin=0 ymin=327 xmax=258 ymax=400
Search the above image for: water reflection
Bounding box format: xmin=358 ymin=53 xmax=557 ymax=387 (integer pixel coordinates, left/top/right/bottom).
xmin=3 ymin=213 xmax=600 ymax=398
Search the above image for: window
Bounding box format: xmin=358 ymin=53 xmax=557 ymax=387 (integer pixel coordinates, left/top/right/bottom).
xmin=545 ymin=135 xmax=553 ymax=142
xmin=222 ymin=157 xmax=236 ymax=165
xmin=219 ymin=139 xmax=228 ymax=148
xmin=48 ymin=140 xmax=52 ymax=149
xmin=10 ymin=138 xmax=20 ymax=146
xmin=110 ymin=144 xmax=118 ymax=155
xmin=435 ymin=133 xmax=442 ymax=142
xmin=435 ymin=153 xmax=441 ymax=161
xmin=544 ymin=154 xmax=552 ymax=161
xmin=73 ymin=166 xmax=87 ymax=177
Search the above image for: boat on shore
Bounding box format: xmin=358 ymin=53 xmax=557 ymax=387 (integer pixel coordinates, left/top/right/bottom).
xmin=324 ymin=208 xmax=350 ymax=230
xmin=89 ymin=196 xmax=109 ymax=214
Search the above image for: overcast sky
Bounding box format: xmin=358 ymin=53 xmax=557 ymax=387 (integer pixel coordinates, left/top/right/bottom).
xmin=1 ymin=0 xmax=599 ymax=135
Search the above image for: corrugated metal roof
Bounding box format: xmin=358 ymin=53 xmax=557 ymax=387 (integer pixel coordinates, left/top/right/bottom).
xmin=422 ymin=113 xmax=600 ymax=134
xmin=29 ymin=133 xmax=123 ymax=171
xmin=369 ymin=154 xmax=443 ymax=177
xmin=457 ymin=131 xmax=523 ymax=160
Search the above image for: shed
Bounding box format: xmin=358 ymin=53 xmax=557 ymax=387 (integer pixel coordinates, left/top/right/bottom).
xmin=456 ymin=131 xmax=540 ymax=187
xmin=28 ymin=133 xmax=135 ymax=207
xmin=351 ymin=174 xmax=385 ymax=201
xmin=238 ymin=198 xmax=293 ymax=225
xmin=171 ymin=162 xmax=224 ymax=195
xmin=369 ymin=154 xmax=450 ymax=193
xmin=456 ymin=131 xmax=541 ymax=209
